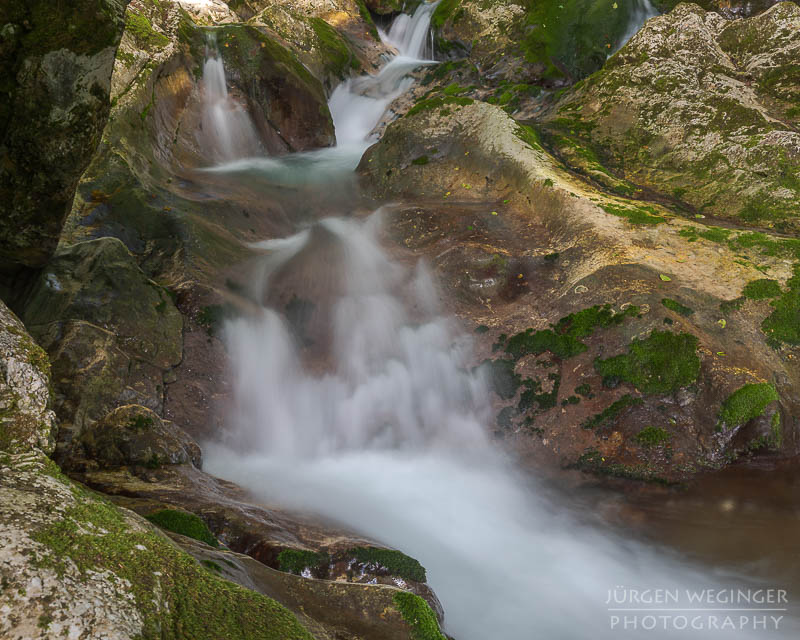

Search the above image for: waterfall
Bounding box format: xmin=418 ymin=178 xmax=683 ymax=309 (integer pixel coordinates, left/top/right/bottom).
xmin=329 ymin=1 xmax=438 ymax=148
xmin=205 ymin=211 xmax=791 ymax=640
xmin=383 ymin=0 xmax=439 ymax=59
xmin=197 ymin=5 xmax=799 ymax=638
xmin=199 ymin=31 xmax=261 ymax=163
xmin=614 ymin=0 xmax=659 ymax=53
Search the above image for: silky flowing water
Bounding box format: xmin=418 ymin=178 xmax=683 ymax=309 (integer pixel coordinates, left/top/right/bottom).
xmin=200 ymin=3 xmax=799 ymax=637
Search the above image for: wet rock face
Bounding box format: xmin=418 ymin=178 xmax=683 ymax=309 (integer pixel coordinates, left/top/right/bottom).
xmin=21 ymin=237 xmax=183 ymax=443
xmin=361 ymin=99 xmax=799 ymax=483
xmin=0 ymin=0 xmax=129 ymax=274
xmin=213 ymin=24 xmax=336 ymax=152
xmin=542 ymin=2 xmax=800 ymax=234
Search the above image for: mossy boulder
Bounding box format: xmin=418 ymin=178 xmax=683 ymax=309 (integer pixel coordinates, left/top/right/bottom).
xmin=0 ymin=450 xmax=316 ymax=639
xmin=0 ymin=0 xmax=129 ymax=275
xmin=432 ymin=0 xmax=637 ymax=85
xmin=212 ymin=24 xmax=335 ymax=150
xmin=541 ymin=2 xmax=800 ymax=234
xmin=70 ymin=404 xmax=202 ymax=470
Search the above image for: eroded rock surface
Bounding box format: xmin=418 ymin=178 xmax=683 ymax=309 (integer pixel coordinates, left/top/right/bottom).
xmin=541 ymin=2 xmax=800 ymax=233
xmin=359 ymin=97 xmax=799 ymax=483
xmin=0 ymin=0 xmax=130 ymax=274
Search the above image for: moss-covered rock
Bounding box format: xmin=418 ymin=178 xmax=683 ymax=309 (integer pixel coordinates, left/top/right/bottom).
xmin=541 ymin=2 xmax=800 ymax=234
xmin=0 ymin=0 xmax=130 ymax=275
xmin=432 ymin=0 xmax=637 ymax=86
xmin=0 ymin=450 xmax=316 ymax=639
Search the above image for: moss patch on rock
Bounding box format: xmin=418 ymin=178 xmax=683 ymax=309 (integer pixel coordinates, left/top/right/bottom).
xmin=392 ymin=591 xmax=447 ymax=640
xmin=761 ymin=266 xmax=800 ymax=347
xmin=594 ymin=331 xmax=700 ymax=394
xmin=146 ymin=509 xmax=219 ymax=548
xmin=30 ymin=476 xmax=313 ymax=639
xmin=718 ymin=383 xmax=778 ymax=430
xmin=277 ymin=549 xmax=331 ymax=577
xmin=504 ymin=304 xmax=639 ymax=360
xmin=348 ymin=547 xmax=426 ymax=583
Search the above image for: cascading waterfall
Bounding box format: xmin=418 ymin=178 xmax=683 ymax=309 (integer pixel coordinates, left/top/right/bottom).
xmin=203 ymin=4 xmax=798 ymax=639
xmin=614 ymin=0 xmax=660 ymax=52
xmin=382 ymin=0 xmax=439 ymax=60
xmin=204 ymin=2 xmax=438 ymax=180
xmin=199 ymin=31 xmax=262 ymax=163
xmin=206 ymin=212 xmax=795 ymax=639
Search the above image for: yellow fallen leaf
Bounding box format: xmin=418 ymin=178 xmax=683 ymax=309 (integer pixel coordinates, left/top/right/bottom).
xmin=659 ymin=274 xmax=671 ymax=281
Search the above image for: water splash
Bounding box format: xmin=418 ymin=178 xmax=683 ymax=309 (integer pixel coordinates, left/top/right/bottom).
xmin=199 ymin=31 xmax=261 ymax=162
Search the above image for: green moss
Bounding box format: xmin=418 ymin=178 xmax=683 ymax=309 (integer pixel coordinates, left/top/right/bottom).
xmin=347 ymin=547 xmax=426 ymax=583
xmin=575 ymin=383 xmax=593 ymax=398
xmin=277 ymin=549 xmax=330 ymax=577
xmin=128 ymin=414 xmax=154 ymax=431
xmin=582 ymin=394 xmax=643 ymax=430
xmin=504 ymin=304 xmax=639 ymax=360
xmin=355 ymin=0 xmax=380 ymax=39
xmin=718 ymin=383 xmax=778 ymax=430
xmin=412 ymin=155 xmax=430 ymax=166
xmin=761 ymin=266 xmax=800 ymax=347
xmin=125 ymin=10 xmax=169 ymax=49
xmin=661 ymin=298 xmax=693 ymax=316
xmin=308 ymin=17 xmax=359 ymax=78
xmin=679 ymin=226 xmax=732 ymax=244
xmin=146 ymin=509 xmax=219 ymax=547
xmin=518 ymin=373 xmax=560 ymax=413
xmin=601 ymin=203 xmax=665 ymax=226
xmin=572 ymin=449 xmax=674 ymax=485
xmin=519 ymin=0 xmax=634 ymax=81
xmin=393 ymin=592 xmax=447 ymax=640
xmin=32 ymin=490 xmax=313 ymax=639
xmin=742 ymin=279 xmax=782 ymax=300
xmin=431 ymin=0 xmax=461 ymax=29
xmin=594 ymin=331 xmax=700 ymax=394
xmin=635 ymin=425 xmax=671 ymax=447
xmin=516 ymin=124 xmax=543 ymax=151
xmin=202 ymin=559 xmax=223 ymax=573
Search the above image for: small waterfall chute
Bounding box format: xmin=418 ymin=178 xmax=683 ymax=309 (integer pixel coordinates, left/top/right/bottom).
xmin=199 ymin=31 xmax=262 ymax=163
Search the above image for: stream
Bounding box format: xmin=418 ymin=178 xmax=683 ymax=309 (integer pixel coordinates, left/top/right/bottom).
xmin=198 ymin=3 xmax=799 ymax=638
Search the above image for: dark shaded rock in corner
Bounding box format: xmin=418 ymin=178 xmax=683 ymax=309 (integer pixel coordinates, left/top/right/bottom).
xmin=0 ymin=0 xmax=130 ymax=276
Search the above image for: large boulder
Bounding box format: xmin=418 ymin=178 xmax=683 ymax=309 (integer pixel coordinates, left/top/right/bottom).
xmin=540 ymin=2 xmax=800 ymax=233
xmin=432 ymin=0 xmax=640 ymax=85
xmin=0 ymin=0 xmax=130 ymax=275
xmin=21 ymin=237 xmax=183 ymax=446
xmin=359 ymin=98 xmax=799 ymax=483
